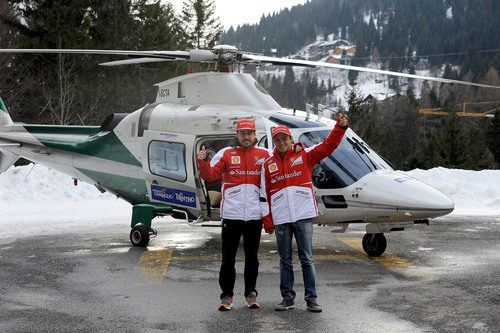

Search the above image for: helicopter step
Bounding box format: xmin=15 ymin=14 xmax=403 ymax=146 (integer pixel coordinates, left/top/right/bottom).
xmin=172 ymin=210 xmax=222 ymax=228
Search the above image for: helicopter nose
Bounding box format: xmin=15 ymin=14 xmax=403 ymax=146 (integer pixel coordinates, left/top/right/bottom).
xmin=361 ymin=170 xmax=454 ymax=217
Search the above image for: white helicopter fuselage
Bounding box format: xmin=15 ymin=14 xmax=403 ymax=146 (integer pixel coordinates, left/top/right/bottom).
xmin=0 ymin=72 xmax=453 ymax=253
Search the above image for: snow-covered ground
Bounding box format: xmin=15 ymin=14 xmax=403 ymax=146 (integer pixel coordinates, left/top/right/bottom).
xmin=0 ymin=164 xmax=498 ymax=240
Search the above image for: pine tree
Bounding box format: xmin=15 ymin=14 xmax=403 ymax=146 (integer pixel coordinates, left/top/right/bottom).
xmin=436 ymin=113 xmax=469 ymax=169
xmin=181 ymin=0 xmax=223 ymax=49
xmin=346 ymin=89 xmax=365 ymax=132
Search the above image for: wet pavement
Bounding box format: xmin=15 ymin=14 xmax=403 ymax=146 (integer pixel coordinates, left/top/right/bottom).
xmin=0 ymin=215 xmax=498 ymax=332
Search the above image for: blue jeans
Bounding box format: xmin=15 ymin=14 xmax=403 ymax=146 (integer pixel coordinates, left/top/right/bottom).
xmin=275 ymin=218 xmax=317 ymax=301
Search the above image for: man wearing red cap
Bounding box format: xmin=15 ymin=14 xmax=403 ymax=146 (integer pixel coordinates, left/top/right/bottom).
xmin=260 ymin=114 xmax=349 ymax=312
xmin=197 ymin=118 xmax=270 ymax=311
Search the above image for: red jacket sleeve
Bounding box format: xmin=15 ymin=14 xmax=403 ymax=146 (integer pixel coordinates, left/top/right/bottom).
xmin=259 ymin=163 xmax=274 ymax=232
xmin=197 ymin=149 xmax=226 ymax=182
xmin=306 ymin=121 xmax=348 ymax=166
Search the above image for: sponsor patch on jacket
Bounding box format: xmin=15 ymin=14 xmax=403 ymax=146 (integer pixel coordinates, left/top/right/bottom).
xmin=227 ymin=188 xmax=242 ymax=197
xmin=231 ymin=156 xmax=241 ymax=164
xmin=255 ymin=157 xmax=265 ymax=165
xmin=294 ymin=189 xmax=310 ymax=196
xmin=151 ymin=185 xmax=196 ymax=208
xmin=229 ymin=169 xmax=260 ymax=176
xmin=268 ymin=162 xmax=278 ymax=173
xmin=291 ymin=156 xmax=303 ymax=166
xmin=272 ymin=192 xmax=284 ymax=203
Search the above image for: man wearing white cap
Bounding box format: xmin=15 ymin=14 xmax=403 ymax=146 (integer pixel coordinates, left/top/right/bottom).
xmin=260 ymin=114 xmax=349 ymax=312
xmin=197 ymin=118 xmax=270 ymax=311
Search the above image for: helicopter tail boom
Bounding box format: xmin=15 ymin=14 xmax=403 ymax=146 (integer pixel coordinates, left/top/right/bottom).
xmin=0 ymin=97 xmax=20 ymax=173
xmin=0 ymin=96 xmax=13 ymax=126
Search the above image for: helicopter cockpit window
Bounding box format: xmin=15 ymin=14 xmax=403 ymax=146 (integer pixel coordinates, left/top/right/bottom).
xmin=299 ymin=130 xmax=392 ymax=189
xmin=148 ymin=141 xmax=187 ymax=182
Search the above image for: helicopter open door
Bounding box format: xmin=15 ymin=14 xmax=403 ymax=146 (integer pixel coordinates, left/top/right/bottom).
xmin=141 ymin=130 xmax=202 ymax=220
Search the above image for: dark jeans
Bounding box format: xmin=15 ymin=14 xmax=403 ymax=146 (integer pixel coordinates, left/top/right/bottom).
xmin=275 ymin=218 xmax=317 ymax=301
xmin=219 ymin=219 xmax=262 ymax=299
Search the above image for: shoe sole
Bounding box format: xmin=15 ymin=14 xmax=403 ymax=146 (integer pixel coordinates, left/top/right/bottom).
xmin=247 ymin=303 xmax=260 ymax=309
xmin=307 ymin=308 xmax=322 ymax=313
xmin=218 ymin=305 xmax=232 ymax=311
xmin=275 ymin=306 xmax=294 ymax=311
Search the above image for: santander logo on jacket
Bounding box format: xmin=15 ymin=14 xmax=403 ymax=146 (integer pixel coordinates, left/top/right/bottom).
xmin=197 ymin=141 xmax=270 ymax=221
xmin=260 ymin=121 xmax=348 ymax=232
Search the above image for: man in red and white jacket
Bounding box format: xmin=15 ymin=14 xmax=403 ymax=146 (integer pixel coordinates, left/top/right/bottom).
xmin=197 ymin=119 xmax=270 ymax=311
xmin=260 ymin=114 xmax=348 ymax=313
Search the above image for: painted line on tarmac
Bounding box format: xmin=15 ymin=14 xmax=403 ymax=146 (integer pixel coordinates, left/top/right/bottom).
xmin=132 ymin=243 xmax=433 ymax=285
xmin=171 ymin=254 xmax=366 ymax=261
xmin=339 ymin=238 xmax=436 ymax=280
xmin=133 ymin=249 xmax=173 ymax=285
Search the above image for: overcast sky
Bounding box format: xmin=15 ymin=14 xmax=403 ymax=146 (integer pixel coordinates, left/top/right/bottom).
xmin=167 ymin=0 xmax=309 ymax=30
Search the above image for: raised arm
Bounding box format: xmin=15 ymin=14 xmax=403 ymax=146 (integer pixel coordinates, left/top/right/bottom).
xmin=197 ymin=147 xmax=227 ymax=182
xmin=306 ymin=114 xmax=349 ymax=166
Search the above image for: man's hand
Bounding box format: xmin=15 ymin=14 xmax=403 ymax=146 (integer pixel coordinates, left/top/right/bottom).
xmin=293 ymin=143 xmax=304 ymax=153
xmin=266 ymin=230 xmax=274 ymax=235
xmin=197 ymin=146 xmax=208 ymax=160
xmin=338 ymin=113 xmax=348 ymax=127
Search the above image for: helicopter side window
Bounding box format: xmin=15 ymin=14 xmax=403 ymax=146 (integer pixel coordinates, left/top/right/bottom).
xmin=148 ymin=141 xmax=187 ymax=182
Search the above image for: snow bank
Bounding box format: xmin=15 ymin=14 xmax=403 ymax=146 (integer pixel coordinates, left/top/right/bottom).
xmin=400 ymin=167 xmax=500 ymax=216
xmin=0 ymin=164 xmax=130 ymax=240
xmin=0 ymin=164 xmax=498 ymax=240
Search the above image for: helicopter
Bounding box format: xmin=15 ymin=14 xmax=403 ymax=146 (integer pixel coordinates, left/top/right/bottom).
xmin=0 ymin=46 xmax=499 ymax=256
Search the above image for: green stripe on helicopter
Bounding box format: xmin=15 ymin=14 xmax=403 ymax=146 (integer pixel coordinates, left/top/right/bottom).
xmin=0 ymin=97 xmax=8 ymax=114
xmin=24 ymin=125 xmax=142 ymax=167
xmin=76 ymin=168 xmax=150 ymax=204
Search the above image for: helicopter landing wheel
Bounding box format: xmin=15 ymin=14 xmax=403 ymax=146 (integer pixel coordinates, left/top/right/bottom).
xmin=130 ymin=224 xmax=150 ymax=247
xmin=362 ymin=233 xmax=387 ymax=257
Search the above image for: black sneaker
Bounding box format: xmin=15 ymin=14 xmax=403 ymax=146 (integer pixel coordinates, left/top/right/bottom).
xmin=246 ymin=291 xmax=260 ymax=309
xmin=275 ymin=298 xmax=294 ymax=311
xmin=218 ymin=295 xmax=233 ymax=311
xmin=306 ymin=299 xmax=322 ymax=313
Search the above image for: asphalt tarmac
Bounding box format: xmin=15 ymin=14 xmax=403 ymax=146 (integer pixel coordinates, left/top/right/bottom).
xmin=0 ymin=215 xmax=498 ymax=332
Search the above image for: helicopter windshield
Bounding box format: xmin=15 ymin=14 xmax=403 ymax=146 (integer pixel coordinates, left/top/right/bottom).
xmin=299 ymin=130 xmax=392 ymax=189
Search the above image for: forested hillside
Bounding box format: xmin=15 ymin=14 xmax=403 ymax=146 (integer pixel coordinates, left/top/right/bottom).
xmin=0 ymin=0 xmax=222 ymax=125
xmin=0 ymin=0 xmax=498 ymax=170
xmin=222 ymin=0 xmax=500 ymax=170
xmin=222 ymin=0 xmax=499 ymax=77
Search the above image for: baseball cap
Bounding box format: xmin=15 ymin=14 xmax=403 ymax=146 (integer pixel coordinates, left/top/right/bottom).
xmin=272 ymin=125 xmax=292 ymax=138
xmin=236 ymin=119 xmax=256 ymax=131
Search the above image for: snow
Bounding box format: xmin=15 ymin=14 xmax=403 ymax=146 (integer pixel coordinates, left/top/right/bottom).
xmin=256 ymin=35 xmax=442 ymax=108
xmin=446 ymin=7 xmax=452 ymax=19
xmin=0 ymin=164 xmax=498 ymax=241
xmin=400 ymin=167 xmax=500 ymax=216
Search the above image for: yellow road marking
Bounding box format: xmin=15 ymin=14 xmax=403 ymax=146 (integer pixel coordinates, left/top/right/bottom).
xmin=132 ymin=239 xmax=434 ymax=285
xmin=171 ymin=254 xmax=366 ymax=261
xmin=134 ymin=249 xmax=173 ymax=285
xmin=339 ymin=238 xmax=436 ymax=280
xmin=340 ymin=237 xmax=413 ymax=268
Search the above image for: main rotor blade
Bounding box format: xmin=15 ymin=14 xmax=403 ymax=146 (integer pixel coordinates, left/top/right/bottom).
xmin=99 ymin=57 xmax=176 ymax=66
xmin=0 ymin=48 xmax=190 ymax=59
xmin=242 ymin=54 xmax=500 ymax=89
